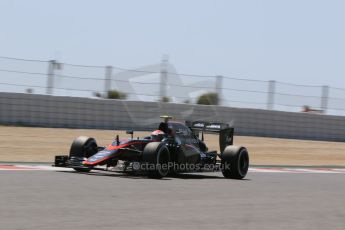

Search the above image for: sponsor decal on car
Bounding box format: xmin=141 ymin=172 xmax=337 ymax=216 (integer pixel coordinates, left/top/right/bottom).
xmin=206 ymin=124 xmax=221 ymax=129
xmin=193 ymin=123 xmax=205 ymax=128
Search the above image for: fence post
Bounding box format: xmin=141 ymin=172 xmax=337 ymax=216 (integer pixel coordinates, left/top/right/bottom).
xmin=104 ymin=65 xmax=113 ymax=97
xmin=46 ymin=60 xmax=56 ymax=95
xmin=267 ymin=80 xmax=276 ymax=110
xmin=321 ymin=85 xmax=329 ymax=114
xmin=159 ymin=56 xmax=168 ymax=101
xmin=215 ymin=75 xmax=223 ymax=106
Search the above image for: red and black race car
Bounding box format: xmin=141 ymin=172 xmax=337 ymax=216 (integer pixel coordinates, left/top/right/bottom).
xmin=54 ymin=116 xmax=249 ymax=179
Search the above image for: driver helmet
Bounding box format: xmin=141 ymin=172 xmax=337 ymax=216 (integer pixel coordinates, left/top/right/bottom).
xmin=151 ymin=130 xmax=165 ymax=141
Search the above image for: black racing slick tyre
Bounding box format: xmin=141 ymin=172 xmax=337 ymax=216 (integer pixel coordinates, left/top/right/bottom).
xmin=69 ymin=136 xmax=98 ymax=173
xmin=221 ymin=146 xmax=249 ymax=179
xmin=142 ymin=142 xmax=170 ymax=179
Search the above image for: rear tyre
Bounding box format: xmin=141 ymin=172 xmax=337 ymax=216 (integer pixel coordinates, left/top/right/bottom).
xmin=142 ymin=142 xmax=170 ymax=179
xmin=69 ymin=136 xmax=98 ymax=173
xmin=221 ymin=146 xmax=249 ymax=179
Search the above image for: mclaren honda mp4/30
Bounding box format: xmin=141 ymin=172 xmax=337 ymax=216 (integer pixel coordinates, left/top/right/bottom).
xmin=54 ymin=116 xmax=249 ymax=179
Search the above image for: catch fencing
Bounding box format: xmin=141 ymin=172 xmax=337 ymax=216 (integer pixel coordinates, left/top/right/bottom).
xmin=1 ymin=56 xmax=345 ymax=116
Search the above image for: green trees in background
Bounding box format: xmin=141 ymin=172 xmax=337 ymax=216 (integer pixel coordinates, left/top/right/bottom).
xmin=197 ymin=92 xmax=219 ymax=105
xmin=107 ymin=90 xmax=127 ymax=100
xmin=160 ymin=96 xmax=171 ymax=103
xmin=103 ymin=91 xmax=219 ymax=105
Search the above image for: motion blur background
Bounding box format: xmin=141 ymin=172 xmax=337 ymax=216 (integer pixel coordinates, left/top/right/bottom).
xmin=1 ymin=0 xmax=345 ymax=141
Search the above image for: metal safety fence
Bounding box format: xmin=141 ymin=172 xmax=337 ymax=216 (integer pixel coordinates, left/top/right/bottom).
xmin=1 ymin=56 xmax=345 ymax=116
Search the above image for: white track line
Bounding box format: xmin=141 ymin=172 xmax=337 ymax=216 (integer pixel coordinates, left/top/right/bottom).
xmin=1 ymin=164 xmax=345 ymax=174
xmin=249 ymin=167 xmax=345 ymax=174
xmin=0 ymin=164 xmax=73 ymax=171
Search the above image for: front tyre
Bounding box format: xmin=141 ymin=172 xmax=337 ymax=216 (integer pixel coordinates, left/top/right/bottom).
xmin=221 ymin=146 xmax=249 ymax=179
xmin=69 ymin=136 xmax=98 ymax=173
xmin=142 ymin=142 xmax=170 ymax=179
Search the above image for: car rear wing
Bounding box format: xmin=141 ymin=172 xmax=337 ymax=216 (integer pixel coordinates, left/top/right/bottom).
xmin=186 ymin=121 xmax=234 ymax=153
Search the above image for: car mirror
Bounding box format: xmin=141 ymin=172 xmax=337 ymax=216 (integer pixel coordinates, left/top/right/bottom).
xmin=126 ymin=130 xmax=134 ymax=139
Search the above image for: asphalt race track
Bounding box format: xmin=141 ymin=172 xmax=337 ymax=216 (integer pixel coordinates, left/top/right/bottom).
xmin=0 ymin=170 xmax=344 ymax=230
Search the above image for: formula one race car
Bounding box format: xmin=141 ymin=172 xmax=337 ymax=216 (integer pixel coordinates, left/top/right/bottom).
xmin=54 ymin=116 xmax=249 ymax=179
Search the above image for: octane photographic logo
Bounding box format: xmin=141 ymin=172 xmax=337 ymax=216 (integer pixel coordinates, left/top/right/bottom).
xmin=114 ymin=59 xmax=233 ymax=129
xmin=122 ymin=97 xmax=235 ymax=130
xmin=132 ymin=162 xmax=231 ymax=172
xmin=132 ymin=162 xmax=141 ymax=171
